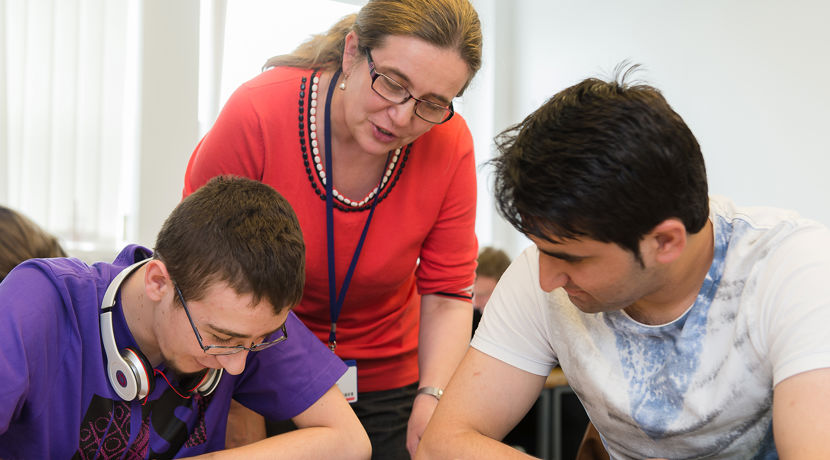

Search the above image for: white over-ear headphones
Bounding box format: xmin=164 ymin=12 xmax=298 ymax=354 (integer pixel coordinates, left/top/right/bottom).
xmin=100 ymin=258 xmax=222 ymax=400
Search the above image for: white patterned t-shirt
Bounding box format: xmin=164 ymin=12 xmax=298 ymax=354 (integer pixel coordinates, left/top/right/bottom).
xmin=472 ymin=196 xmax=830 ymax=459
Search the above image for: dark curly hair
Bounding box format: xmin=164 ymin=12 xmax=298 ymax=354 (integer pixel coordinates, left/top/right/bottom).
xmin=491 ymin=64 xmax=709 ymax=262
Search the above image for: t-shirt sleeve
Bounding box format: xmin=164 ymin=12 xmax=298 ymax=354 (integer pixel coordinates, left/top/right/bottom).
xmin=471 ymin=247 xmax=558 ymax=377
xmin=183 ymin=83 xmax=267 ymax=198
xmin=754 ymin=223 xmax=830 ymax=386
xmin=0 ymin=264 xmax=66 ymax=434
xmin=229 ymin=312 xmax=347 ymax=421
xmin=415 ymin=117 xmax=477 ymax=300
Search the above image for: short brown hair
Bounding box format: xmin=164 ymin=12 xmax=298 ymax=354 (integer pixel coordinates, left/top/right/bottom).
xmin=154 ymin=176 xmax=305 ymax=315
xmin=0 ymin=206 xmax=66 ymax=282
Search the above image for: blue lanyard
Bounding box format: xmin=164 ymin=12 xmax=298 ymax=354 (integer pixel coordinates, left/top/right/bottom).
xmin=324 ymin=69 xmax=388 ymax=351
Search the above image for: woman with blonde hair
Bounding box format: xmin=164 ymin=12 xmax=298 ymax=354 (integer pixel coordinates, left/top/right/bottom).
xmin=0 ymin=206 xmax=66 ymax=282
xmin=183 ymin=0 xmax=482 ymax=457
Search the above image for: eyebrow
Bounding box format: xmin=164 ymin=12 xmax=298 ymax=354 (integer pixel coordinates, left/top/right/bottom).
xmin=538 ymin=248 xmax=586 ymax=262
xmin=380 ymin=66 xmax=453 ymax=106
xmin=207 ymin=322 xmax=284 ymax=340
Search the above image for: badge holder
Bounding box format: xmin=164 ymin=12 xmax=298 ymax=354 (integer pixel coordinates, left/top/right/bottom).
xmin=336 ymin=359 xmax=358 ymax=403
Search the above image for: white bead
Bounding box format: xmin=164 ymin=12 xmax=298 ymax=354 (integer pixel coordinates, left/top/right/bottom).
xmin=310 ymin=132 xmax=317 ymax=140
xmin=320 ymin=171 xmax=326 ymax=179
xmin=310 ymin=107 xmax=317 ymax=115
xmin=385 ymin=169 xmax=392 ymax=178
xmin=312 ymin=76 xmax=319 ymax=83
xmin=316 ymin=164 xmax=322 ymax=171
xmin=314 ymin=155 xmax=321 ymax=164
xmin=321 ymin=177 xmax=326 ymax=185
xmin=310 ymin=123 xmax=317 ymax=131
xmin=312 ymin=139 xmax=318 ymax=147
xmin=344 ymin=198 xmax=352 ymax=205
xmin=311 ymin=100 xmax=317 ymax=108
xmin=310 ymin=115 xmax=316 ymax=123
xmin=311 ymin=92 xmax=317 ymax=100
xmin=313 ymin=147 xmax=319 ymax=155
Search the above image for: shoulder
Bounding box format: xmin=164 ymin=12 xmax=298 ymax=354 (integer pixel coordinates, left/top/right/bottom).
xmin=410 ymin=113 xmax=473 ymax=159
xmin=235 ymin=66 xmax=314 ymax=99
xmin=711 ymin=196 xmax=830 ymax=267
xmin=0 ymin=257 xmax=93 ymax=358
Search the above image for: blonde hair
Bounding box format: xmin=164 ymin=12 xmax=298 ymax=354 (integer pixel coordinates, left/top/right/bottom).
xmin=263 ymin=0 xmax=482 ymax=94
xmin=0 ymin=206 xmax=66 ymax=281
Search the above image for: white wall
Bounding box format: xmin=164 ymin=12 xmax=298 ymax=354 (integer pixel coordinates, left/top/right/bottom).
xmin=134 ymin=0 xmax=201 ymax=250
xmin=501 ymin=0 xmax=830 ymax=233
xmin=73 ymin=0 xmax=830 ymax=261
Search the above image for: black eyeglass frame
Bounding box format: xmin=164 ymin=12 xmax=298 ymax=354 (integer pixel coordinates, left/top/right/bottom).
xmin=365 ymin=49 xmax=455 ymax=124
xmin=173 ymin=283 xmax=288 ymax=355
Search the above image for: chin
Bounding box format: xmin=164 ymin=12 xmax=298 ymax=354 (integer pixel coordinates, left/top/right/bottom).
xmin=165 ymin=359 xmax=205 ymax=378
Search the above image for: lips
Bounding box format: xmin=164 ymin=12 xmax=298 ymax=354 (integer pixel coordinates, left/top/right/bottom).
xmin=371 ymin=122 xmax=397 ymax=143
xmin=564 ymin=286 xmax=585 ymax=297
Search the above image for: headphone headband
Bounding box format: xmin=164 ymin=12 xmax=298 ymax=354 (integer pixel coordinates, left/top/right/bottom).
xmin=99 ymin=258 xmax=221 ymax=400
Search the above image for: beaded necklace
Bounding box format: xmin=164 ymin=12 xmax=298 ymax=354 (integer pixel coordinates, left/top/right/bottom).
xmin=298 ymin=71 xmax=411 ymax=213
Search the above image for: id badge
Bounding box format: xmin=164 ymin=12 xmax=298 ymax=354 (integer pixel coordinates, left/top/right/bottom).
xmin=336 ymin=359 xmax=358 ymax=403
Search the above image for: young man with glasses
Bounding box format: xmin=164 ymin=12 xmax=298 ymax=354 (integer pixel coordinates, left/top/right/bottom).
xmin=0 ymin=176 xmax=371 ymax=459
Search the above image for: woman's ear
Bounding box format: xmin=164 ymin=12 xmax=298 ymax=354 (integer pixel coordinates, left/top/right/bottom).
xmin=342 ymin=30 xmax=360 ymax=73
xmin=645 ymin=218 xmax=687 ymax=265
xmin=143 ymin=259 xmax=171 ymax=302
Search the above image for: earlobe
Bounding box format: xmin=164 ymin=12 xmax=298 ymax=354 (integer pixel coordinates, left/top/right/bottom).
xmin=144 ymin=259 xmax=171 ymax=302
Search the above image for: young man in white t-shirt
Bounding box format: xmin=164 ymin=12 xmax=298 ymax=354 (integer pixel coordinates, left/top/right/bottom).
xmin=417 ymin=67 xmax=830 ymax=459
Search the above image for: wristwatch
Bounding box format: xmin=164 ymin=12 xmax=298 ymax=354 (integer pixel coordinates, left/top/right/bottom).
xmin=417 ymin=386 xmax=444 ymax=400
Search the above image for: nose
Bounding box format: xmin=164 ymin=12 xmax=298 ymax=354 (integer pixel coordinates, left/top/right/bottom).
xmin=538 ymin=256 xmax=569 ymax=292
xmin=215 ymin=350 xmax=249 ymax=375
xmin=387 ymin=98 xmax=417 ymax=127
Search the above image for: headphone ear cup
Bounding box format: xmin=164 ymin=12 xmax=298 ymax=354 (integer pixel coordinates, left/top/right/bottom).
xmin=192 ymin=368 xmax=223 ymax=396
xmin=120 ymin=347 xmax=155 ymax=400
xmin=106 ymin=351 xmax=139 ymax=401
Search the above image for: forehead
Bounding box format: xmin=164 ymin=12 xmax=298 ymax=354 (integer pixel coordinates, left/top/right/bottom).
xmin=193 ymin=281 xmax=287 ymax=336
xmin=369 ymin=34 xmax=469 ymax=101
xmin=529 ymin=234 xmax=622 ymax=255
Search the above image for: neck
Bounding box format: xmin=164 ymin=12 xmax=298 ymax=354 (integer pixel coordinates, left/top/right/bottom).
xmin=626 ymin=219 xmax=715 ymax=325
xmin=120 ymin=265 xmax=162 ymax=366
xmin=320 ymin=70 xmax=392 ymax=200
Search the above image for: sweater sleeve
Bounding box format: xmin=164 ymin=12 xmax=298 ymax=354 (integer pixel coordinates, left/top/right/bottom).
xmin=415 ymin=116 xmax=478 ymax=300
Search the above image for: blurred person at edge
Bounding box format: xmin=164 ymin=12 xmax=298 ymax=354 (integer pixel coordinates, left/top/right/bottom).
xmin=472 ymin=247 xmax=511 ymax=334
xmin=0 ymin=205 xmax=66 ymax=282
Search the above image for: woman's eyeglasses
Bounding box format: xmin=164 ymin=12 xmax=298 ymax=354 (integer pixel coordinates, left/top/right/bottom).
xmin=366 ymin=49 xmax=455 ymax=124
